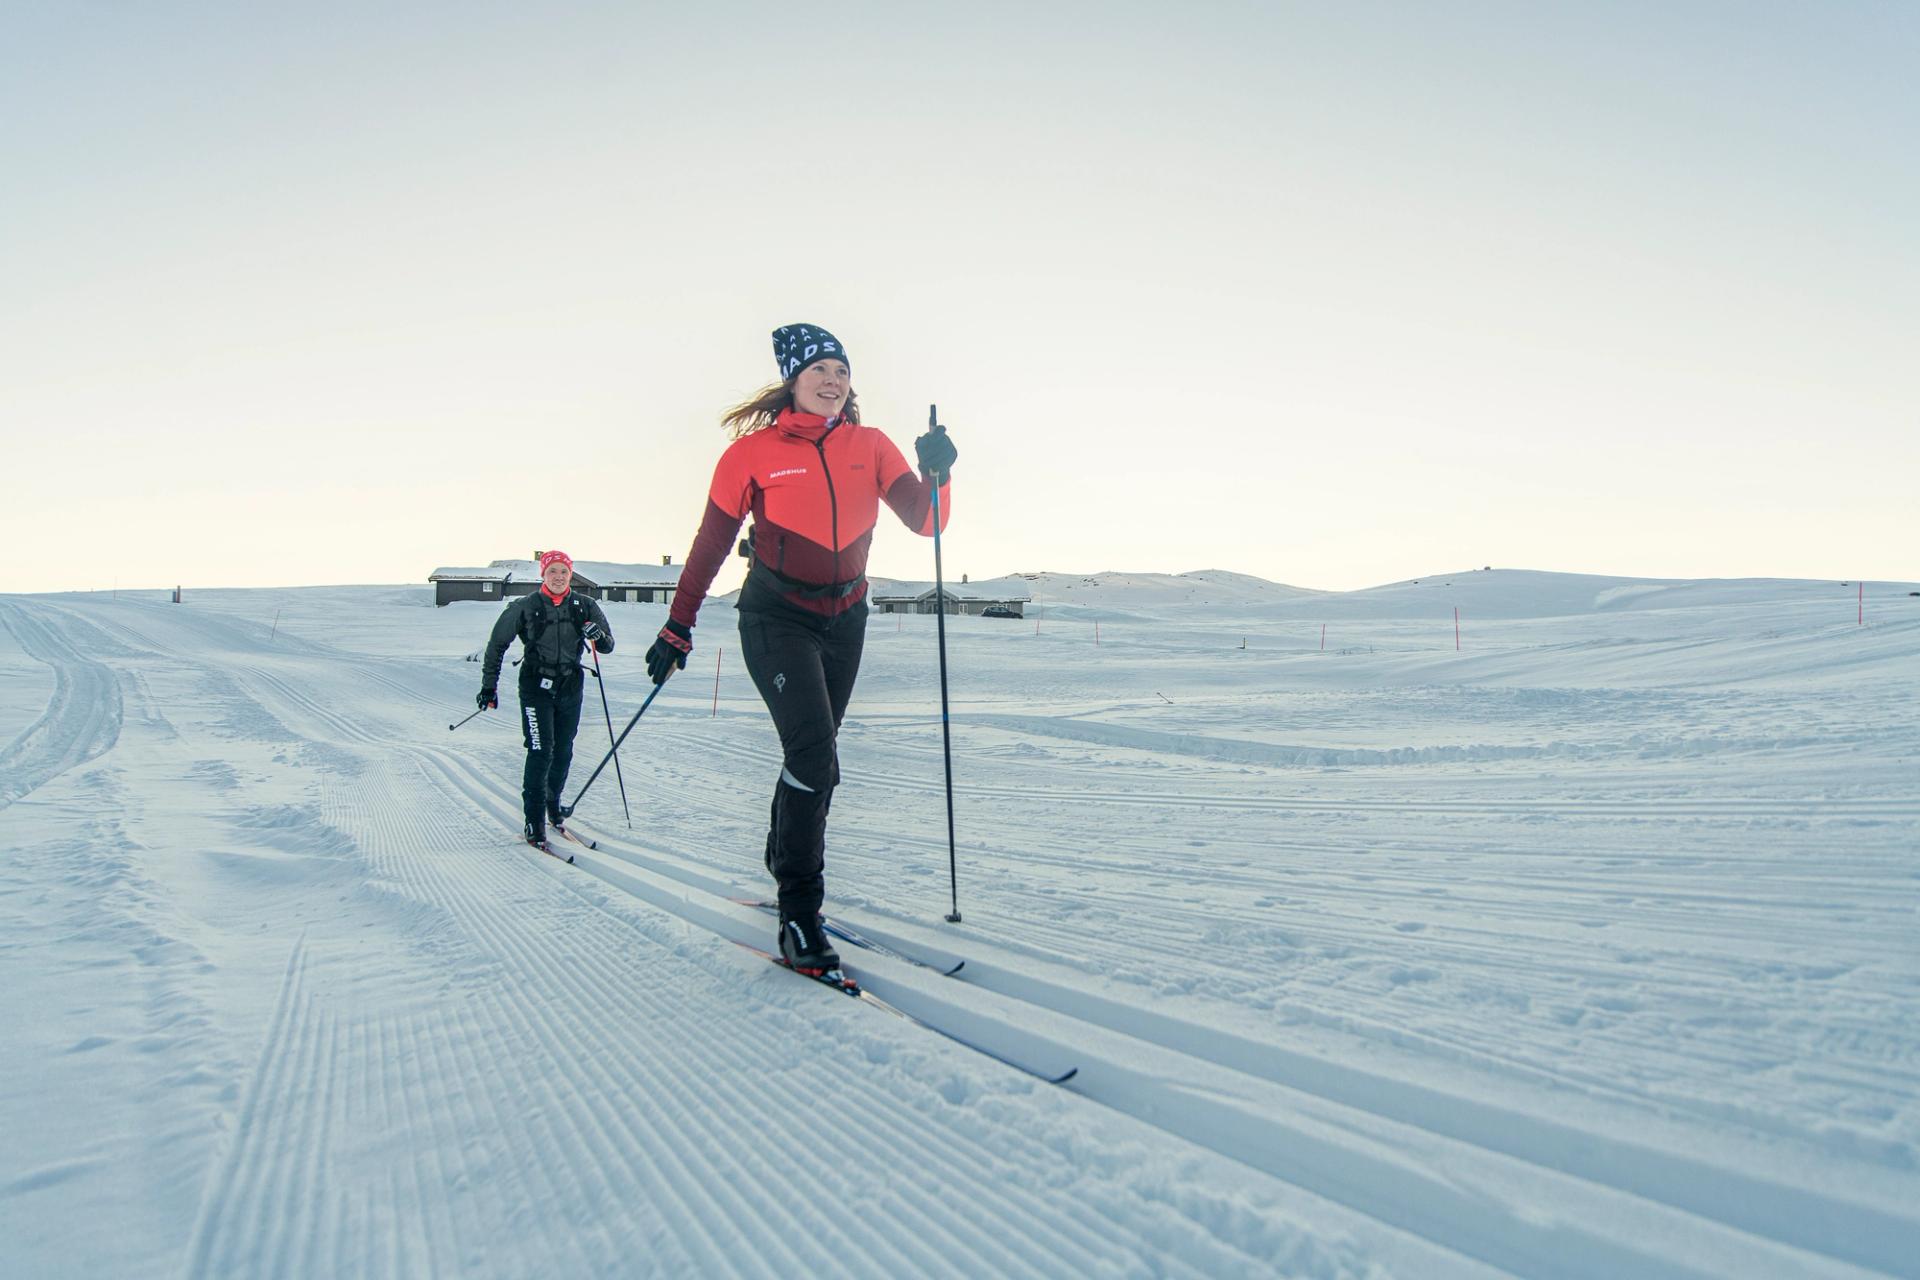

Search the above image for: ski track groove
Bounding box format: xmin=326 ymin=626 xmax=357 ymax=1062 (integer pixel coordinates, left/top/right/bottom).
xmin=436 ymin=739 xmax=1862 ymax=1275
xmin=434 ymin=998 xmax=603 ymax=1278
xmin=553 ymin=802 xmax=1920 ymax=1277
xmin=419 ymin=999 xmax=517 ymax=1276
xmin=177 ymin=939 xmax=283 ymax=1275
xmin=430 ymin=873 xmax=760 ymax=1272
xmin=380 ymin=1012 xmax=443 ymax=1278
xmin=454 ymin=871 xmax=901 ymax=1280
xmin=383 ymin=1013 xmax=450 ymax=1278
xmin=387 ymin=752 xmax=1213 ymax=1280
xmin=465 ymin=762 xmax=1207 ymax=1276
xmin=403 ymin=759 xmax=1013 ymax=1274
xmin=343 ymin=774 xmax=728 ymax=1274
xmin=356 ymin=771 xmax=797 ymax=1277
xmin=187 ymin=936 xmax=312 ymax=1276
xmin=679 ymin=723 xmax=1920 ymax=819
xmin=272 ymin=1002 xmax=337 ymax=1277
xmin=0 ymin=602 xmax=125 ymax=809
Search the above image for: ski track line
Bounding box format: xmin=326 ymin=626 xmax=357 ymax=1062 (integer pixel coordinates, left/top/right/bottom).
xmin=475 ymin=737 xmax=1904 ymax=1164
xmin=343 ymin=771 xmax=750 ymax=1275
xmin=176 ymin=729 xmax=679 ymax=1274
xmin=231 ymin=667 xmax=403 ymax=749
xmin=430 ymin=997 xmax=604 ymax=1278
xmin=503 ymin=875 xmax=1136 ymax=1274
xmin=377 ymin=828 xmax=726 ymax=1272
xmin=463 ymin=898 xmax=1068 ymax=1275
xmin=930 ymin=940 xmax=1919 ymax=1275
xmin=94 ymin=599 xmax=456 ymax=728
xmin=621 ymin=805 xmax=1917 ymax=1117
xmin=823 ymin=829 xmax=1920 ymax=1191
xmin=0 ymin=602 xmax=124 ymax=809
xmin=182 ymin=936 xmax=312 ymax=1277
xmin=679 ymin=721 xmax=1920 ymax=818
xmin=402 ymin=751 xmax=1247 ymax=1278
xmin=345 ymin=767 xmax=1113 ymax=1274
xmin=502 ymin=854 xmax=1126 ymax=1273
xmin=544 ymin=814 xmax=1918 ymax=1280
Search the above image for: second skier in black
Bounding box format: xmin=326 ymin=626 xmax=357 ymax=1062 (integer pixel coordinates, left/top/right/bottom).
xmin=478 ymin=550 xmax=615 ymax=846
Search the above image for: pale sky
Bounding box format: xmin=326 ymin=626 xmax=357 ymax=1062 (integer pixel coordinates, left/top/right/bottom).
xmin=3 ymin=1 xmax=1915 ymax=596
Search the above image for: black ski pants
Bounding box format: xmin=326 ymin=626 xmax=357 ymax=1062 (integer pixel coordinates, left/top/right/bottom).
xmin=738 ymin=605 xmax=867 ymax=921
xmin=518 ymin=667 xmax=584 ymax=830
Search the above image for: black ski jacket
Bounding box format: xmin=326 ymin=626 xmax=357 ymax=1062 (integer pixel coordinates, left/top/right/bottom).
xmin=482 ymin=590 xmax=614 ymax=688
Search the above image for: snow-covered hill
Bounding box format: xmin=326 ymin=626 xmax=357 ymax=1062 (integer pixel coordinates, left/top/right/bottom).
xmin=1016 ymin=568 xmax=1324 ymax=609
xmin=1011 ymin=566 xmax=1901 ymax=623
xmin=3 ymin=575 xmax=1918 ymax=1278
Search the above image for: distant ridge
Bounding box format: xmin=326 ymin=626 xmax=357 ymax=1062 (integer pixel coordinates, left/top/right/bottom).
xmin=861 ymin=568 xmax=1916 ymax=622
xmin=1011 ymin=570 xmax=1322 ymax=606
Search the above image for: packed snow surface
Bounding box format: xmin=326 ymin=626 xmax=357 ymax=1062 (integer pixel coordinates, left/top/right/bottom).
xmin=3 ymin=569 xmax=1917 ymax=1278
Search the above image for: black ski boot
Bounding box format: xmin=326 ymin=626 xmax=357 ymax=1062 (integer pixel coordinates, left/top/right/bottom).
xmin=778 ymin=915 xmax=840 ymax=975
xmin=547 ymin=806 xmax=566 ymax=836
xmin=524 ymin=819 xmax=546 ymax=848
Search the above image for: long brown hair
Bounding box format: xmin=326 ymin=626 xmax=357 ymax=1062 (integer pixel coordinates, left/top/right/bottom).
xmin=721 ymin=376 xmax=861 ymax=439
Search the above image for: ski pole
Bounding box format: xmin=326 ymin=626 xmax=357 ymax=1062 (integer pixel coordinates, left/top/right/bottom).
xmin=928 ymin=403 xmax=962 ymax=924
xmin=561 ymin=679 xmax=663 ymax=817
xmin=586 ymin=643 xmax=632 ymax=828
xmin=449 ymin=706 xmax=487 ymax=731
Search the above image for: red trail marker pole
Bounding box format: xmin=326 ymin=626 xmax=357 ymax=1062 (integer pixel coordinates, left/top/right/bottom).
xmin=1455 ymin=606 xmax=1461 ymax=651
xmin=1320 ymin=623 xmax=1326 ymax=652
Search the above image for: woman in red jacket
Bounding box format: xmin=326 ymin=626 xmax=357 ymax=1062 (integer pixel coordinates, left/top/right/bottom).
xmin=646 ymin=324 xmax=957 ymax=974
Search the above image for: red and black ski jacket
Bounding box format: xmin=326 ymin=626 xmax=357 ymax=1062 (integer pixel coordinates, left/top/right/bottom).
xmin=669 ymin=408 xmax=951 ymax=627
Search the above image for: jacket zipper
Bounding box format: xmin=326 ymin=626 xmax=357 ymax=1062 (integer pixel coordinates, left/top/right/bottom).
xmin=812 ymin=428 xmax=840 ymax=586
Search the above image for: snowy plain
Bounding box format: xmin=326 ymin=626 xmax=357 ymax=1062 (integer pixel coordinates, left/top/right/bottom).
xmin=2 ymin=568 xmax=1917 ymax=1279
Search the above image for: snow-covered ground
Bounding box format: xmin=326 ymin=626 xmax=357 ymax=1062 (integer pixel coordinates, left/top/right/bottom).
xmin=3 ymin=569 xmax=1917 ymax=1279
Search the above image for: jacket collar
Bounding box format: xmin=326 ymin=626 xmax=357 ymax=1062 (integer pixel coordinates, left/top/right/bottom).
xmin=539 ymin=585 xmax=570 ymax=607
xmin=774 ymin=407 xmax=839 ymax=443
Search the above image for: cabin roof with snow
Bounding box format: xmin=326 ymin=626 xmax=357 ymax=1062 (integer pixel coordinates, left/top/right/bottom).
xmin=869 ymin=575 xmax=1033 ymax=603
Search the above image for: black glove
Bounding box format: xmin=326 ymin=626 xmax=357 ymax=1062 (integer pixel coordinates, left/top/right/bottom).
xmin=645 ymin=621 xmax=692 ymax=685
xmin=582 ymin=619 xmax=608 ymax=652
xmin=477 ymin=686 xmax=497 ymax=710
xmin=914 ymin=425 xmax=957 ymax=482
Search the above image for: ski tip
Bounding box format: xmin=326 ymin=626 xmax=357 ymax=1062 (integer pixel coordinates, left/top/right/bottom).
xmin=943 ymin=959 xmax=966 ymax=977
xmin=1050 ymin=1066 xmax=1079 ymax=1085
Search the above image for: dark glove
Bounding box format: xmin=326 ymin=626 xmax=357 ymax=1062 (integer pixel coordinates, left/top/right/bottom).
xmin=914 ymin=425 xmax=957 ymax=482
xmin=582 ymin=619 xmax=609 ymax=652
xmin=477 ymin=686 xmax=497 ymax=710
xmin=645 ymin=621 xmax=692 ymax=685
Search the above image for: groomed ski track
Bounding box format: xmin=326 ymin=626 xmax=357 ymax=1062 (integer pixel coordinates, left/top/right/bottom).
xmin=3 ymin=587 xmax=1917 ymax=1278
